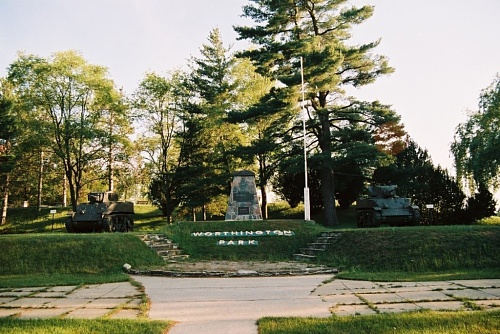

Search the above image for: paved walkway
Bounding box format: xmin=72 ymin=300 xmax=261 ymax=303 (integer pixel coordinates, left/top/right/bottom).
xmin=133 ymin=276 xmax=500 ymax=334
xmin=0 ymin=282 xmax=143 ymax=319
xmin=1 ymin=277 xmax=499 ymax=334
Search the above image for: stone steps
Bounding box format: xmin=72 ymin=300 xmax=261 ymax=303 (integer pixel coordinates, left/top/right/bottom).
xmin=139 ymin=234 xmax=189 ymax=262
xmin=294 ymin=232 xmax=342 ymax=261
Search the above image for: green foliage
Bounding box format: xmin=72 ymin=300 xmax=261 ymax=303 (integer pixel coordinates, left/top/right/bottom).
xmin=163 ymin=220 xmax=328 ymax=261
xmin=0 ymin=234 xmax=163 ymax=276
xmin=7 ymin=51 xmax=127 ymax=211
xmin=464 ymin=184 xmax=497 ymax=222
xmin=373 ymin=139 xmax=467 ymax=224
xmin=315 ymin=226 xmax=500 ymax=274
xmin=132 ymin=71 xmax=188 ymax=222
xmin=259 ymin=310 xmax=500 ymax=334
xmin=452 ymin=75 xmax=500 ymax=190
xmin=0 ymin=318 xmax=172 ymax=334
xmin=235 ymin=0 xmax=404 ymax=226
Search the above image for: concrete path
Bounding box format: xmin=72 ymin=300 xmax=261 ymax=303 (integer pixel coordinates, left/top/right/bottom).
xmin=0 ymin=282 xmax=143 ymax=319
xmin=133 ymin=275 xmax=332 ymax=334
xmin=1 ymin=276 xmax=499 ymax=334
xmin=133 ymin=276 xmax=500 ymax=334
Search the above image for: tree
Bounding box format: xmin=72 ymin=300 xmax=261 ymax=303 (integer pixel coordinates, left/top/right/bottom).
xmin=229 ymin=84 xmax=295 ymax=218
xmin=235 ymin=0 xmax=401 ymax=225
xmin=8 ymin=51 xmax=123 ymax=211
xmin=463 ymin=184 xmax=496 ymax=223
xmin=373 ymin=138 xmax=467 ymax=225
xmin=0 ymin=79 xmax=18 ymax=225
xmin=452 ymin=75 xmax=500 ymax=191
xmin=182 ymin=28 xmax=260 ymax=219
xmin=132 ymin=71 xmax=188 ymax=223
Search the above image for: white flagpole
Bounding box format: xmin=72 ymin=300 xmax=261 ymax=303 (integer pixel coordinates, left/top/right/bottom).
xmin=301 ymin=56 xmax=311 ymax=221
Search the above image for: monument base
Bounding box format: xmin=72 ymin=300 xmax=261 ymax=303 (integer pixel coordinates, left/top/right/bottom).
xmin=225 ymin=170 xmax=263 ymax=221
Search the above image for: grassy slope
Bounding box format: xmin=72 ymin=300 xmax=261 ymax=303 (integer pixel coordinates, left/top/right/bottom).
xmin=1 ymin=204 xmax=499 ymax=284
xmin=1 ymin=205 xmax=499 ymax=333
xmin=0 ymin=233 xmax=164 ymax=287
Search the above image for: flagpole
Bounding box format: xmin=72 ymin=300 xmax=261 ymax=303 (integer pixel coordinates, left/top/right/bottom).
xmin=301 ymin=56 xmax=311 ymax=221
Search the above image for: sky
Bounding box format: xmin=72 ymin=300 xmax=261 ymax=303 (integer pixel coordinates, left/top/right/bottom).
xmin=1 ymin=0 xmax=499 ymax=172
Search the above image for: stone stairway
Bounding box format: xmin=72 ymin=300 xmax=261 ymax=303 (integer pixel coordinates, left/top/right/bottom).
xmin=293 ymin=232 xmax=343 ymax=261
xmin=139 ymin=234 xmax=189 ymax=262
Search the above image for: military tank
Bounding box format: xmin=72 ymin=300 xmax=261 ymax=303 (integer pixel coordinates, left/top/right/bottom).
xmin=356 ymin=185 xmax=421 ymax=228
xmin=65 ymin=191 xmax=134 ymax=233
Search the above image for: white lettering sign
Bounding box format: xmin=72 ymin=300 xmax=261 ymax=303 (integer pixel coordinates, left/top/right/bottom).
xmin=191 ymin=230 xmax=295 ymax=237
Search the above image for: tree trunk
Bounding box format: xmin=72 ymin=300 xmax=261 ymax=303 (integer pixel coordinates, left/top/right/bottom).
xmin=260 ymin=184 xmax=268 ymax=219
xmin=37 ymin=150 xmax=43 ymax=211
xmin=1 ymin=173 xmax=9 ymax=225
xmin=320 ymin=167 xmax=337 ymax=226
xmin=317 ymin=100 xmax=338 ymax=226
xmin=62 ymin=174 xmax=67 ymax=207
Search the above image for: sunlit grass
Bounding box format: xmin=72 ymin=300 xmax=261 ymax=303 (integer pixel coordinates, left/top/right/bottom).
xmin=258 ymin=310 xmax=500 ymax=334
xmin=0 ymin=318 xmax=173 ymax=334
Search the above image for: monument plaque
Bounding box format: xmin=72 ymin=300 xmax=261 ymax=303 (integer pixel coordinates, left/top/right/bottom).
xmin=225 ymin=170 xmax=263 ymax=221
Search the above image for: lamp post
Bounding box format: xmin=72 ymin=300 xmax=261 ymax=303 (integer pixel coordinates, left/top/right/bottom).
xmin=301 ymin=57 xmax=311 ymax=221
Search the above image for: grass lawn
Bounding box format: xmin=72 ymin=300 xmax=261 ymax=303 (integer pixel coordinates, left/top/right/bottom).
xmin=1 ymin=203 xmax=499 ymax=333
xmin=258 ymin=310 xmax=500 ymax=334
xmin=0 ymin=318 xmax=173 ymax=334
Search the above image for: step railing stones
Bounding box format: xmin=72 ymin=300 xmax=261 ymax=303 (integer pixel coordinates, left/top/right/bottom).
xmin=128 ymin=265 xmax=338 ymax=278
xmin=128 ymin=233 xmax=339 ymax=278
xmin=139 ymin=234 xmax=189 ymax=262
xmin=294 ymin=232 xmax=343 ymax=262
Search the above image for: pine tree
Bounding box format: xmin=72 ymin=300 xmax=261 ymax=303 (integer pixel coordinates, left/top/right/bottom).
xmin=235 ymin=0 xmax=400 ymax=225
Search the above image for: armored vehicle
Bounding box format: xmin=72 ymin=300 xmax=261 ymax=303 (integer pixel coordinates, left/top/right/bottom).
xmin=356 ymin=185 xmax=421 ymax=228
xmin=65 ymin=192 xmax=134 ymax=233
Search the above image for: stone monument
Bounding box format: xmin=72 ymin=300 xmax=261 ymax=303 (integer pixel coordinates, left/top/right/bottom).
xmin=225 ymin=170 xmax=263 ymax=221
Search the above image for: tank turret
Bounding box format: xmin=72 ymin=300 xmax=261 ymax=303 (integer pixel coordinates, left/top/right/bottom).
xmin=65 ymin=191 xmax=134 ymax=233
xmin=356 ymin=185 xmax=420 ymax=228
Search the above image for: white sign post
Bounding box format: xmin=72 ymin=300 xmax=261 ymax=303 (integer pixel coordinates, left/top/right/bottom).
xmin=49 ymin=209 xmax=56 ymax=230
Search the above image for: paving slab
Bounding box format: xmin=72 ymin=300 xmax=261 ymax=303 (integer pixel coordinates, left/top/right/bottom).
xmin=396 ymin=290 xmax=454 ymax=302
xmin=3 ymin=297 xmax=58 ymax=308
xmin=127 ymin=298 xmax=143 ymax=307
xmin=451 ymin=279 xmax=500 ymax=288
xmin=0 ymin=290 xmax=33 ymax=297
xmin=414 ymin=301 xmax=465 ymax=311
xmin=16 ymin=308 xmax=73 ymax=319
xmin=330 ymin=304 xmax=376 ymax=316
xmin=0 ymin=297 xmax=16 ymax=304
xmin=66 ymin=307 xmax=111 ymax=319
xmin=32 ymin=291 xmax=67 ymax=298
xmin=474 ymin=299 xmax=500 ymax=310
xmin=375 ymin=302 xmax=422 ymax=313
xmin=84 ymin=298 xmax=130 ymax=309
xmin=445 ymin=289 xmax=498 ymax=300
xmin=482 ymin=288 xmax=500 ymax=297
xmin=356 ymin=292 xmax=406 ymax=303
xmin=377 ymin=282 xmax=422 ymax=288
xmin=109 ymin=309 xmax=142 ymax=319
xmin=46 ymin=286 xmax=78 ymax=292
xmin=321 ymin=294 xmax=365 ymax=305
xmin=313 ymin=279 xmax=383 ymax=295
xmin=46 ymin=298 xmax=90 ymax=308
xmin=0 ymin=309 xmax=20 ymax=318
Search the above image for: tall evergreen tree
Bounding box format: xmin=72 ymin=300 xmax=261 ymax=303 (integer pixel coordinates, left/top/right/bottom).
xmin=235 ymin=0 xmax=401 ymax=225
xmin=184 ymin=28 xmax=248 ymax=217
